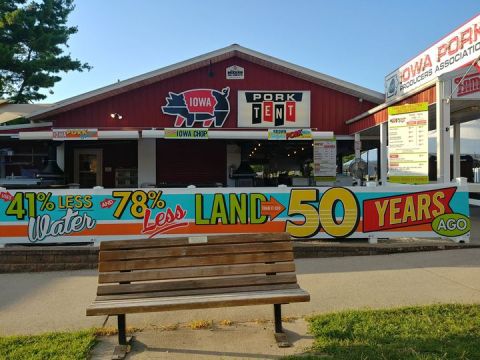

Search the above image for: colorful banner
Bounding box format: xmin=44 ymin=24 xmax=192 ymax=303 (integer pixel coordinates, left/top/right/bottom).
xmin=52 ymin=128 xmax=98 ymax=140
xmin=388 ymin=102 xmax=429 ymax=184
xmin=0 ymin=185 xmax=469 ymax=244
xmin=268 ymin=128 xmax=312 ymax=140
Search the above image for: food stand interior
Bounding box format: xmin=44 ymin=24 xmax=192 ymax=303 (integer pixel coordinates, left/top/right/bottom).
xmin=0 ymin=138 xmax=364 ymax=188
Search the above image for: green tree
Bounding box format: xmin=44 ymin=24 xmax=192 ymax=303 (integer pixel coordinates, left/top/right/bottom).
xmin=0 ymin=0 xmax=90 ymax=103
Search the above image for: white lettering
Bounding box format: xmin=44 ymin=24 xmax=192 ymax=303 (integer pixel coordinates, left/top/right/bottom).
xmin=27 ymin=208 xmax=96 ymax=243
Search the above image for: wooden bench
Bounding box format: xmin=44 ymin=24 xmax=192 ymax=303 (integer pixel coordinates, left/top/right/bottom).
xmin=86 ymin=232 xmax=310 ymax=351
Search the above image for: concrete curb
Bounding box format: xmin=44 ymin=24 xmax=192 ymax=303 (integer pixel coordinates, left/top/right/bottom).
xmin=293 ymin=241 xmax=480 ymax=257
xmin=1 ymin=241 xmax=479 ymax=273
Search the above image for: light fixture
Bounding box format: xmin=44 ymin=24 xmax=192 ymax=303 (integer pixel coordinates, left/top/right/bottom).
xmin=208 ymin=60 xmax=214 ymax=78
xmin=110 ymin=113 xmax=123 ymax=120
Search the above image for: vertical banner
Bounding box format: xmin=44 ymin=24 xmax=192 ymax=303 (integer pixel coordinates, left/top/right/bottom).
xmin=388 ymin=102 xmax=429 ymax=184
xmin=313 ymin=139 xmax=337 ymax=181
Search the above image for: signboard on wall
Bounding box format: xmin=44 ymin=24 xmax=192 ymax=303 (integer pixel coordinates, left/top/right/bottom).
xmin=164 ymin=128 xmax=208 ymax=139
xmin=313 ymin=139 xmax=337 ymax=181
xmin=238 ymin=91 xmax=310 ymax=128
xmin=226 ymin=65 xmax=244 ymax=79
xmin=451 ymin=70 xmax=480 ymax=100
xmin=388 ymin=102 xmax=429 ymax=184
xmin=385 ymin=14 xmax=480 ymax=100
xmin=268 ymin=128 xmax=312 ymax=140
xmin=52 ymin=128 xmax=98 ymax=140
xmin=0 ymin=185 xmax=469 ymax=244
xmin=161 ymin=87 xmax=230 ymax=128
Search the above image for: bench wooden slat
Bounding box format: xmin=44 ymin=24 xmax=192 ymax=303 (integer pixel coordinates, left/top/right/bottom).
xmin=97 ymin=273 xmax=298 ymax=296
xmin=99 ymin=232 xmax=291 ymax=251
xmin=99 ymin=241 xmax=293 ymax=262
xmin=99 ymin=251 xmax=294 ymax=272
xmin=86 ymin=288 xmax=310 ymax=316
xmin=95 ymin=283 xmax=301 ymax=301
xmin=98 ymin=262 xmax=296 ymax=284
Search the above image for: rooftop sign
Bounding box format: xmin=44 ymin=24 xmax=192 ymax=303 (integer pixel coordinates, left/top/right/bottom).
xmin=385 ymin=14 xmax=480 ymax=101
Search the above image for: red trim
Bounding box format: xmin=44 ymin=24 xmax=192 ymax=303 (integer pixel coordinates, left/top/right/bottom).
xmin=347 ymin=85 xmax=436 ymax=134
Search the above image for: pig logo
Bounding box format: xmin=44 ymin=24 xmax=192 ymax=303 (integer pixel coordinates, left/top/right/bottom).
xmin=162 ymin=87 xmax=230 ymax=127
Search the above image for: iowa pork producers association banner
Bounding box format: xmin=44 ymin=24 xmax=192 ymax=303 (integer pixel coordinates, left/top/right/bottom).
xmin=0 ymin=185 xmax=470 ymax=244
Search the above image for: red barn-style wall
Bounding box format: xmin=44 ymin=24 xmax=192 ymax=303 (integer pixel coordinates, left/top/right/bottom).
xmin=156 ymin=140 xmax=226 ymax=186
xmin=48 ymin=57 xmax=377 ymax=134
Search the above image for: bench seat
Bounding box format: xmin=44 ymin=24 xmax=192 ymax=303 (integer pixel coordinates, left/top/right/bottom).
xmin=87 ymin=288 xmax=309 ymax=316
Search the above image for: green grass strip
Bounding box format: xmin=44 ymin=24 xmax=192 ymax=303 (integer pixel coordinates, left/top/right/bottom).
xmin=0 ymin=329 xmax=96 ymax=360
xmin=288 ymin=304 xmax=480 ymax=360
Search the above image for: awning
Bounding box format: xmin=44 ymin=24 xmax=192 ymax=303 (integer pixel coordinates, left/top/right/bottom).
xmin=18 ymin=130 xmax=140 ymax=140
xmin=142 ymin=129 xmax=334 ymax=140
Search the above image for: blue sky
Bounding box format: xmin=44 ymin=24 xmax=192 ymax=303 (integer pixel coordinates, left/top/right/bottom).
xmin=45 ymin=0 xmax=479 ymax=103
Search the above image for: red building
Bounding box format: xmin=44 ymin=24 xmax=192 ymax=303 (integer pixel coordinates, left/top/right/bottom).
xmin=0 ymin=45 xmax=383 ymax=188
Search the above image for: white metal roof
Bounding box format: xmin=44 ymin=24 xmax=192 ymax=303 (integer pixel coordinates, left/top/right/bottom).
xmin=27 ymin=44 xmax=384 ymax=121
xmin=0 ymin=102 xmax=51 ymax=124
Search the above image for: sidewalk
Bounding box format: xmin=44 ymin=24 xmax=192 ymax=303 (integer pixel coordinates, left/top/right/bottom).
xmin=1 ymin=248 xmax=480 ymax=358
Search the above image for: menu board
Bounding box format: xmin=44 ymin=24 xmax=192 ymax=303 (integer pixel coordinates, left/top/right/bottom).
xmin=313 ymin=139 xmax=337 ymax=181
xmin=387 ymin=102 xmax=429 ymax=184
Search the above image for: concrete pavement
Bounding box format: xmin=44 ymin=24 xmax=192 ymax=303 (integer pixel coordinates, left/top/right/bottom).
xmin=1 ymin=248 xmax=480 ymax=358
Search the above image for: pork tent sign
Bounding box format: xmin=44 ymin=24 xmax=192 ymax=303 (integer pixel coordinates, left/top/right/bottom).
xmin=237 ymin=91 xmax=310 ymax=128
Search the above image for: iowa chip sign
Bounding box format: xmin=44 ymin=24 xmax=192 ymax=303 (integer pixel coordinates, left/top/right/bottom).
xmin=0 ymin=184 xmax=470 ymax=244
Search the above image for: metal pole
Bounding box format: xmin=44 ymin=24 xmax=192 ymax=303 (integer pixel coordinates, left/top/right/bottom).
xmin=380 ymin=122 xmax=388 ymax=185
xmin=118 ymin=314 xmax=127 ymax=345
xmin=354 ymin=133 xmax=361 ymax=159
xmin=274 ymin=304 xmax=283 ymax=333
xmin=436 ymin=79 xmax=451 ymax=183
xmin=453 ymin=122 xmax=461 ymax=179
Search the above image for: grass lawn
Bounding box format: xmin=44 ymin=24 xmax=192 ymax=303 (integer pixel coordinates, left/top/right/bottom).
xmin=0 ymin=329 xmax=96 ymax=360
xmin=288 ymin=304 xmax=480 ymax=360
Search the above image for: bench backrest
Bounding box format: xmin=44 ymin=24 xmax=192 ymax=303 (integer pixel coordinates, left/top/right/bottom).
xmin=96 ymin=232 xmax=298 ymax=300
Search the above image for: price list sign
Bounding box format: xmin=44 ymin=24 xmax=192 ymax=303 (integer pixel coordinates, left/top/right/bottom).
xmin=387 ymin=102 xmax=429 ymax=184
xmin=313 ymin=139 xmax=337 ymax=181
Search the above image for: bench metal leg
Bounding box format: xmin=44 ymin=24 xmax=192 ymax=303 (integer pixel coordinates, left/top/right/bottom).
xmin=111 ymin=314 xmax=133 ymax=360
xmin=274 ymin=304 xmax=283 ymax=333
xmin=118 ymin=314 xmax=127 ymax=345
xmin=273 ymin=304 xmax=291 ymax=348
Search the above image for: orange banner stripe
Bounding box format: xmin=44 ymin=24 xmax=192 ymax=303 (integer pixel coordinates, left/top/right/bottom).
xmin=0 ymin=220 xmax=432 ymax=238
